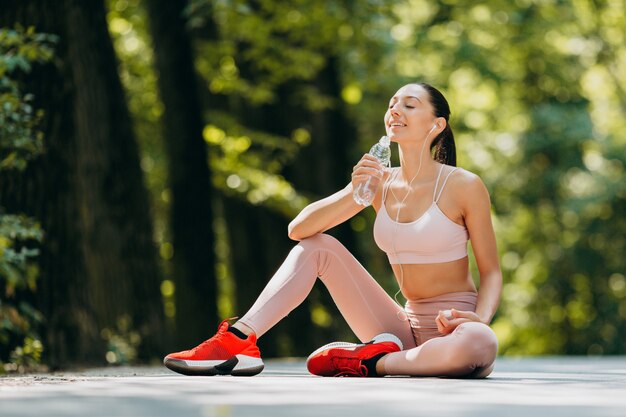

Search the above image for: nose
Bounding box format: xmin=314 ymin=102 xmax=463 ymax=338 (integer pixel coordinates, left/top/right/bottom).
xmin=389 ymin=103 xmax=401 ymax=116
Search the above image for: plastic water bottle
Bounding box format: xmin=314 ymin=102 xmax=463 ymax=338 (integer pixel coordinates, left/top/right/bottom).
xmin=353 ymin=136 xmax=391 ymax=206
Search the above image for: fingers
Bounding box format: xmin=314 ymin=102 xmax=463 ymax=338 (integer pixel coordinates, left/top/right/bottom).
xmin=448 ymin=309 xmax=481 ymax=322
xmin=436 ymin=309 xmax=477 ymax=335
xmin=449 ymin=308 xmax=464 ymax=319
xmin=435 ymin=317 xmax=445 ymax=334
xmin=353 ymin=154 xmax=383 ymax=173
xmin=436 ymin=312 xmax=453 ymax=335
xmin=441 ymin=309 xmax=475 ymax=320
xmin=352 ymin=167 xmax=383 ymax=179
xmin=437 ymin=309 xmax=453 ymax=323
xmin=351 ymin=154 xmax=384 ymax=183
xmin=436 ymin=318 xmax=444 ymax=334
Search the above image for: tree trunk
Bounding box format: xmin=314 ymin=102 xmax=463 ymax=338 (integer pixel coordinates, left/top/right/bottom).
xmin=0 ymin=0 xmax=164 ymax=366
xmin=144 ymin=0 xmax=218 ymax=347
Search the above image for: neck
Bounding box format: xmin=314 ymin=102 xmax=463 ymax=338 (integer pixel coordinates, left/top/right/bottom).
xmin=397 ymin=141 xmax=438 ymax=183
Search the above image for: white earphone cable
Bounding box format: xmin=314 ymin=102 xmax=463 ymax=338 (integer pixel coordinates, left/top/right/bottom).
xmin=389 ymin=124 xmax=437 ymax=319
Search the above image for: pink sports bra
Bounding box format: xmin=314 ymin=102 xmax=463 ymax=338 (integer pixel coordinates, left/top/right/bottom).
xmin=373 ymin=165 xmax=469 ymax=264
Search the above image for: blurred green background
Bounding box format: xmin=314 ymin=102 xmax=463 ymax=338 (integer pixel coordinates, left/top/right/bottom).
xmin=1 ymin=0 xmax=625 ymax=371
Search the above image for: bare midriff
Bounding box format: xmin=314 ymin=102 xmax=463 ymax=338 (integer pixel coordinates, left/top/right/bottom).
xmin=391 ymin=256 xmax=477 ymax=301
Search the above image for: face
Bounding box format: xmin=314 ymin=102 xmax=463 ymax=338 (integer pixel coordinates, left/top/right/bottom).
xmin=384 ymin=84 xmax=438 ymax=143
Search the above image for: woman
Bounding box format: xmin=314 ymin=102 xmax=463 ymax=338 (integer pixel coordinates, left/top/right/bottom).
xmin=164 ymin=83 xmax=501 ymax=378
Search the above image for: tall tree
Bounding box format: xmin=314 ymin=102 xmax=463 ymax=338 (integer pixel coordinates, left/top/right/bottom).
xmin=0 ymin=0 xmax=164 ymax=366
xmin=144 ymin=0 xmax=217 ymax=346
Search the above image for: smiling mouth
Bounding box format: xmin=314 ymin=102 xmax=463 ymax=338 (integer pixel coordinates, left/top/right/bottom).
xmin=389 ymin=122 xmax=406 ymax=128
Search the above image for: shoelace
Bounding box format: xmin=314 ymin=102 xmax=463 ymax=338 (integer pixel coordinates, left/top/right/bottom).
xmin=331 ymin=357 xmax=369 ymax=377
xmin=196 ymin=332 xmax=225 ymax=351
xmin=193 ymin=317 xmax=238 ymax=352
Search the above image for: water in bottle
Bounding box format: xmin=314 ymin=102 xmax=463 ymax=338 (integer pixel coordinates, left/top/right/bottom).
xmin=353 ymin=136 xmax=391 ymax=206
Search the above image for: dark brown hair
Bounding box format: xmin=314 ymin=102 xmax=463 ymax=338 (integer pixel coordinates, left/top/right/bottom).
xmin=416 ymin=83 xmax=456 ymax=166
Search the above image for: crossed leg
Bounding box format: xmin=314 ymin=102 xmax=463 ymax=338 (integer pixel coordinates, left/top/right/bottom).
xmin=380 ymin=322 xmax=498 ymax=378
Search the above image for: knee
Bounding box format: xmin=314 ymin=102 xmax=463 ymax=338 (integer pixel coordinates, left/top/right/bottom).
xmin=297 ymin=233 xmax=341 ymax=252
xmin=452 ymin=322 xmax=498 ymax=365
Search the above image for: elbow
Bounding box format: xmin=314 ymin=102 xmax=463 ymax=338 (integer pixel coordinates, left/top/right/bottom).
xmin=288 ymin=219 xmax=317 ymax=241
xmin=287 ymin=220 xmax=303 ymax=241
xmin=288 ymin=231 xmax=302 ymax=241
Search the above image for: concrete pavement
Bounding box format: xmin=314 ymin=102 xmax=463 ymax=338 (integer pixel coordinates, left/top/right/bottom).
xmin=1 ymin=357 xmax=625 ymax=417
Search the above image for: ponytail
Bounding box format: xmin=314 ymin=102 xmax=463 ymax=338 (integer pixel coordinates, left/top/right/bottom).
xmin=430 ymin=123 xmax=456 ymax=166
xmin=417 ymin=82 xmax=457 ymax=167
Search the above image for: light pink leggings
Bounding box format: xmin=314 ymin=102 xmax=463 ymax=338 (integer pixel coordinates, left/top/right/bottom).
xmin=238 ymin=234 xmax=498 ymax=378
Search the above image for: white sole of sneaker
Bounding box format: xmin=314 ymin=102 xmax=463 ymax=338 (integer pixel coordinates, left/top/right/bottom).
xmin=231 ymin=354 xmax=265 ymax=376
xmin=164 ymin=354 xmax=264 ymax=377
xmin=306 ymin=333 xmax=404 ymax=363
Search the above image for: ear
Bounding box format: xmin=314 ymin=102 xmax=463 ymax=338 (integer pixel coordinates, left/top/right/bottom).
xmin=433 ymin=117 xmax=446 ymax=133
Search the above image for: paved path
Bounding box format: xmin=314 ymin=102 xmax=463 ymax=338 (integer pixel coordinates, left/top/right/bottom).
xmin=1 ymin=357 xmax=625 ymax=417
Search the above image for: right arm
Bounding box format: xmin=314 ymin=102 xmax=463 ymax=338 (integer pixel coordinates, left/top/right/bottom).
xmin=287 ymin=154 xmax=384 ymax=241
xmin=287 ymin=183 xmax=363 ymax=241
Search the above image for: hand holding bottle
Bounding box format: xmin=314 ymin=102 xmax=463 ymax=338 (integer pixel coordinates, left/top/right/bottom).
xmin=352 ymin=136 xmax=391 ymax=206
xmin=351 ymin=154 xmax=384 ymax=200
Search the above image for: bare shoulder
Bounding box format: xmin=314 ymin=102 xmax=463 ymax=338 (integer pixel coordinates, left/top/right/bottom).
xmin=448 ymin=166 xmax=484 ymax=188
xmin=446 ymin=166 xmax=491 ymax=207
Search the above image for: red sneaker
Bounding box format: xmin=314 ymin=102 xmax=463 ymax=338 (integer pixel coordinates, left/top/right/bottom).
xmin=306 ymin=333 xmax=402 ymax=377
xmin=164 ymin=319 xmax=264 ymax=376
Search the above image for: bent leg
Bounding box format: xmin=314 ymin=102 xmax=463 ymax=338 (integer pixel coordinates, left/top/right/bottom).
xmin=382 ymin=322 xmax=498 ymax=378
xmin=237 ymin=234 xmax=416 ymax=349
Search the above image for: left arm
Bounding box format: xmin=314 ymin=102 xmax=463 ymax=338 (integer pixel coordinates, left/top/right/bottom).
xmin=437 ymin=173 xmax=502 ymax=332
xmin=463 ymin=174 xmax=502 ymax=324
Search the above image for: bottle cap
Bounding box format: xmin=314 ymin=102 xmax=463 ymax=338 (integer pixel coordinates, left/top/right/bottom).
xmin=379 ymin=135 xmax=390 ymax=146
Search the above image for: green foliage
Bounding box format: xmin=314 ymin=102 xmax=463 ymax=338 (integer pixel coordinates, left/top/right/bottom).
xmin=0 ymin=86 xmax=43 ymax=171
xmin=184 ymin=0 xmax=399 ymax=212
xmin=186 ymin=0 xmax=393 ymax=105
xmin=0 ymin=25 xmax=56 ymax=75
xmin=0 ymin=26 xmax=56 ymax=171
xmin=0 ymin=25 xmax=54 ymax=372
xmin=0 ymin=214 xmax=43 ymax=289
xmin=0 ymin=214 xmax=45 ymax=373
xmin=100 ymin=315 xmax=141 ymax=365
xmin=203 ymin=113 xmax=307 ymax=217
